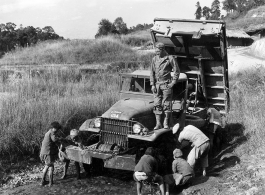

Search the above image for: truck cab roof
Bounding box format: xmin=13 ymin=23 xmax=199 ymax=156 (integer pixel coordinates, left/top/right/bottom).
xmin=121 ymin=70 xmax=187 ymax=82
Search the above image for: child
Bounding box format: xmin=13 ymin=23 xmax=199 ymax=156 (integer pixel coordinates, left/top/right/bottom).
xmin=39 ymin=121 xmax=62 ymax=186
xmin=59 ymin=129 xmax=90 ymax=179
xmin=164 ymin=149 xmax=194 ymax=195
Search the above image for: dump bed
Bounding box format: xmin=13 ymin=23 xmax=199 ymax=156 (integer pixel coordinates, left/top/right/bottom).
xmin=150 ymin=18 xmax=229 ymax=114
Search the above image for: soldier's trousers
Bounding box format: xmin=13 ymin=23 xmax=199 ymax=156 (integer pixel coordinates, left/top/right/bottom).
xmin=153 ymin=82 xmax=172 ymax=115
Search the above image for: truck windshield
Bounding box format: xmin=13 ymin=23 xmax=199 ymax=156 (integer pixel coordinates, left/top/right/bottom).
xmin=121 ymin=76 xmax=152 ymax=93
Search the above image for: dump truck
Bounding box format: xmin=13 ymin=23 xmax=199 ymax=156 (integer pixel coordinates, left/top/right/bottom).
xmin=65 ymin=18 xmax=229 ymax=172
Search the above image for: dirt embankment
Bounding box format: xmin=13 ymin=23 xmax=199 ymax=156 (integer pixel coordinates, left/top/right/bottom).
xmin=228 ymin=47 xmax=265 ymax=74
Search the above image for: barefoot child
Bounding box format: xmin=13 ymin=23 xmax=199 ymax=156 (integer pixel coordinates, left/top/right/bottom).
xmin=39 ymin=121 xmax=62 ymax=186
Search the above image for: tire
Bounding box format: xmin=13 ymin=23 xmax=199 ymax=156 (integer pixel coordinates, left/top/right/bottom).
xmin=185 ymin=115 xmax=206 ymax=128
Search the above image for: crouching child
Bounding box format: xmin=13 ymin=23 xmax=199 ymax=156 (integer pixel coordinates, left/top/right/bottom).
xmin=133 ymin=147 xmax=165 ymax=195
xmin=59 ymin=129 xmax=91 ymax=180
xmin=164 ymin=148 xmax=194 ymax=195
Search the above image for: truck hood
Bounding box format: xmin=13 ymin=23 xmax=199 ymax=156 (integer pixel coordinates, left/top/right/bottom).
xmin=102 ymin=98 xmax=153 ymax=120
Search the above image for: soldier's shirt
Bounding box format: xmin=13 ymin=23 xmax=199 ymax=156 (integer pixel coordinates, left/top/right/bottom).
xmin=150 ymin=54 xmax=180 ymax=86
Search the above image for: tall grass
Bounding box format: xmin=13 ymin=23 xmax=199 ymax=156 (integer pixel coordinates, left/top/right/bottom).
xmin=0 ymin=68 xmax=120 ymax=159
xmin=120 ymin=30 xmax=152 ymax=46
xmin=228 ymin=67 xmax=265 ymax=155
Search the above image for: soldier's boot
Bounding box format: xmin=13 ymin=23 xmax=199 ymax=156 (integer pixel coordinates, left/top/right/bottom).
xmin=40 ymin=165 xmax=48 ymax=186
xmin=75 ymin=162 xmax=81 ymax=180
xmin=163 ymin=112 xmax=170 ymax=129
xmin=154 ymin=114 xmax=162 ymax=130
xmin=48 ymin=166 xmax=54 ymax=187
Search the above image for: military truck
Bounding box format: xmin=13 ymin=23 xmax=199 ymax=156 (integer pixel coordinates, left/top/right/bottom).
xmin=65 ymin=18 xmax=229 ymax=172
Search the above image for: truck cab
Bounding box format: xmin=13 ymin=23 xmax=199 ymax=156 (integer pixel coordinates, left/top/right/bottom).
xmin=65 ymin=18 xmax=230 ymax=172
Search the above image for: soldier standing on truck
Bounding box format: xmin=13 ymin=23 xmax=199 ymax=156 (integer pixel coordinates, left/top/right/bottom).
xmin=150 ymin=42 xmax=180 ymax=130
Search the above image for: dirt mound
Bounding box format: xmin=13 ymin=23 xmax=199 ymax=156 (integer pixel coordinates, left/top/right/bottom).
xmin=227 ymin=47 xmax=265 ymax=74
xmin=249 ymin=38 xmax=265 ymax=59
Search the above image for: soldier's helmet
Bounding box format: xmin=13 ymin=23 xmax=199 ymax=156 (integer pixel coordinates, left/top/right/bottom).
xmin=173 ymin=148 xmax=183 ymax=158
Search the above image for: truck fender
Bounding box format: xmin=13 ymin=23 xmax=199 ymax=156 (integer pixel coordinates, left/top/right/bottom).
xmin=185 ymin=115 xmax=206 ymax=128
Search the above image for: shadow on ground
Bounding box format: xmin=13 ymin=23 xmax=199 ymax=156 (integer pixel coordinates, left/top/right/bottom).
xmin=208 ymin=123 xmax=246 ymax=176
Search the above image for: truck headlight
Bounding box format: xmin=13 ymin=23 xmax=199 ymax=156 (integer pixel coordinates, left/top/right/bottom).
xmin=133 ymin=123 xmax=142 ymax=134
xmin=94 ymin=118 xmax=101 ymax=128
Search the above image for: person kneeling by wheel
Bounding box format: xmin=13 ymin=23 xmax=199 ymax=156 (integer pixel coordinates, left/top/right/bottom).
xmin=133 ymin=147 xmax=165 ymax=195
xmin=164 ymin=149 xmax=194 ymax=195
xmin=59 ymin=129 xmax=91 ymax=180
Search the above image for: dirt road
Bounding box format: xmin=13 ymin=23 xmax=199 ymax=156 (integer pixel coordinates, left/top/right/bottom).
xmin=0 ymin=163 xmax=138 ymax=195
xmin=228 ymin=47 xmax=265 ymax=74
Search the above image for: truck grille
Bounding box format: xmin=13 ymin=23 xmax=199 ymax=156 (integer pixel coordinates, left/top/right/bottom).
xmin=100 ymin=118 xmax=133 ymax=149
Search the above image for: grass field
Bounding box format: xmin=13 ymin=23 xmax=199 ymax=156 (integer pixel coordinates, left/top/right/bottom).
xmin=0 ymin=69 xmax=121 ymax=159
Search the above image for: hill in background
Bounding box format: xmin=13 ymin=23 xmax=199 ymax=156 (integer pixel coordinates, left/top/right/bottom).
xmin=225 ymin=5 xmax=265 ymax=32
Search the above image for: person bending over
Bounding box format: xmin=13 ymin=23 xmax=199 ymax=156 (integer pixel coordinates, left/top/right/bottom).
xmin=133 ymin=147 xmax=165 ymax=195
xmin=173 ymin=124 xmax=210 ymax=176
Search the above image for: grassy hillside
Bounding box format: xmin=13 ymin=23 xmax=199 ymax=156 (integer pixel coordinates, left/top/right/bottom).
xmin=0 ymin=33 xmax=152 ymax=66
xmin=226 ymin=5 xmax=265 ymax=30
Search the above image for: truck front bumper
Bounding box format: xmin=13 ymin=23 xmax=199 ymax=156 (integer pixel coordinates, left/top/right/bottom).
xmin=65 ymin=145 xmax=136 ymax=171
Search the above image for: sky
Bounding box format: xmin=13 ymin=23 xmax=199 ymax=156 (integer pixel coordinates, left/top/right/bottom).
xmin=0 ymin=0 xmax=222 ymax=39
